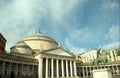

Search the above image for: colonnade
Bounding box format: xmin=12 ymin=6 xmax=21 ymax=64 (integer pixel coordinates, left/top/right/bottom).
xmin=77 ymin=65 xmax=120 ymax=77
xmin=0 ymin=60 xmax=38 ymax=78
xmin=38 ymin=57 xmax=77 ymax=78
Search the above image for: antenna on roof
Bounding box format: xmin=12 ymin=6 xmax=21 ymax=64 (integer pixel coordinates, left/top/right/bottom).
xmin=35 ymin=26 xmax=41 ymax=33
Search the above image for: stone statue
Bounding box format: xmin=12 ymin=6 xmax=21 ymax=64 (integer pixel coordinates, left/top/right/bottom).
xmin=92 ymin=49 xmax=108 ymax=69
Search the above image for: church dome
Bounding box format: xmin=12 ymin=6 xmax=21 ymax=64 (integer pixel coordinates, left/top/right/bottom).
xmin=17 ymin=32 xmax=59 ymax=53
xmin=11 ymin=42 xmax=33 ymax=54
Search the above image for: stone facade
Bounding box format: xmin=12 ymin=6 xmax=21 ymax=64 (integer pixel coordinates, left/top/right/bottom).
xmin=76 ymin=62 xmax=120 ymax=78
xmin=0 ymin=33 xmax=6 ymax=52
xmin=0 ymin=33 xmax=77 ymax=78
xmin=0 ymin=53 xmax=38 ymax=78
xmin=76 ymin=49 xmax=120 ymax=63
xmin=0 ymin=33 xmax=119 ymax=78
xmin=35 ymin=48 xmax=77 ymax=78
xmin=76 ymin=48 xmax=120 ymax=78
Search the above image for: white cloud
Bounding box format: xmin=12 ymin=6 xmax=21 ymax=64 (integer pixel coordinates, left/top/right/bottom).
xmin=65 ymin=38 xmax=73 ymax=49
xmin=71 ymin=48 xmax=86 ymax=54
xmin=65 ymin=38 xmax=86 ymax=53
xmin=101 ymin=1 xmax=119 ymax=11
xmin=0 ymin=0 xmax=85 ymax=51
xmin=47 ymin=0 xmax=80 ymax=21
xmin=69 ymin=28 xmax=93 ymax=42
xmin=64 ymin=28 xmax=93 ymax=53
xmin=102 ymin=42 xmax=120 ymax=49
xmin=105 ymin=25 xmax=119 ymax=41
xmin=0 ymin=0 xmax=86 ymax=32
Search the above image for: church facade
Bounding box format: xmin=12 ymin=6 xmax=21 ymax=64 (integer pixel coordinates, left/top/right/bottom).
xmin=0 ymin=32 xmax=77 ymax=78
xmin=0 ymin=33 xmax=120 ymax=78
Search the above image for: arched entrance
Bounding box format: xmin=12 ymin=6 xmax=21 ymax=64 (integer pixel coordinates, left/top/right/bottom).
xmin=10 ymin=71 xmax=15 ymax=78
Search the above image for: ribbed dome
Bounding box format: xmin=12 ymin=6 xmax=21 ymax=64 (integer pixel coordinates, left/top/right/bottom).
xmin=17 ymin=32 xmax=59 ymax=53
xmin=15 ymin=42 xmax=30 ymax=48
xmin=11 ymin=42 xmax=33 ymax=54
xmin=20 ymin=32 xmax=57 ymax=42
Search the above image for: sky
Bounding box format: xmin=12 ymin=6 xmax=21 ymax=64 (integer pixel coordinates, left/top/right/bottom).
xmin=0 ymin=0 xmax=120 ymax=53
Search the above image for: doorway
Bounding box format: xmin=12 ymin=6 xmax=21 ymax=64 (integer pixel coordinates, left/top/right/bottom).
xmin=10 ymin=71 xmax=15 ymax=78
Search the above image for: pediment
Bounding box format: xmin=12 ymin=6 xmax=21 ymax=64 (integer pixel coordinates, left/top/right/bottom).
xmin=42 ymin=48 xmax=74 ymax=57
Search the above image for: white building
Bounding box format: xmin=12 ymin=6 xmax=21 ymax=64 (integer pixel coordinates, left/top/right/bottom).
xmin=76 ymin=49 xmax=120 ymax=78
xmin=0 ymin=32 xmax=77 ymax=78
xmin=0 ymin=32 xmax=120 ymax=78
xmin=76 ymin=49 xmax=98 ymax=63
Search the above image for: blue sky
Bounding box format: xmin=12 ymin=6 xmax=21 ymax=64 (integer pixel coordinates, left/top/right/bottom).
xmin=0 ymin=0 xmax=119 ymax=53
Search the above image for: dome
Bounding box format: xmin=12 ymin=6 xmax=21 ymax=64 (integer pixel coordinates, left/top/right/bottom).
xmin=17 ymin=32 xmax=59 ymax=53
xmin=11 ymin=42 xmax=33 ymax=54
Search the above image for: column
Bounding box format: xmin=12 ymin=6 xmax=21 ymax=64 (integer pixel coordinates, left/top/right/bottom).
xmin=112 ymin=66 xmax=115 ymax=75
xmin=73 ymin=61 xmax=77 ymax=77
xmin=116 ymin=65 xmax=119 ymax=75
xmin=38 ymin=57 xmax=43 ymax=78
xmin=21 ymin=64 xmax=24 ymax=77
xmin=32 ymin=65 xmax=34 ymax=78
xmin=27 ymin=65 xmax=29 ymax=77
xmin=61 ymin=59 xmax=64 ymax=77
xmin=66 ymin=60 xmax=69 ymax=77
xmin=108 ymin=66 xmax=111 ymax=70
xmin=51 ymin=58 xmax=54 ymax=77
xmin=9 ymin=63 xmax=11 ymax=76
xmin=15 ymin=64 xmax=18 ymax=76
xmin=46 ymin=58 xmax=48 ymax=78
xmin=56 ymin=59 xmax=59 ymax=77
xmin=89 ymin=67 xmax=92 ymax=77
xmin=2 ymin=61 xmax=5 ymax=75
xmin=70 ymin=60 xmax=73 ymax=77
xmin=82 ymin=67 xmax=85 ymax=77
xmin=86 ymin=67 xmax=88 ymax=77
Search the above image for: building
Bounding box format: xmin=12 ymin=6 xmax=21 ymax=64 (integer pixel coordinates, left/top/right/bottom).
xmin=0 ymin=32 xmax=77 ymax=78
xmin=0 ymin=32 xmax=120 ymax=78
xmin=76 ymin=49 xmax=120 ymax=63
xmin=0 ymin=33 xmax=6 ymax=52
xmin=76 ymin=49 xmax=98 ymax=63
xmin=76 ymin=49 xmax=120 ymax=78
xmin=107 ymin=49 xmax=120 ymax=62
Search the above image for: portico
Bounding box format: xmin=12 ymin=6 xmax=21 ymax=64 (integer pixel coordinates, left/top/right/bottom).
xmin=35 ymin=48 xmax=77 ymax=78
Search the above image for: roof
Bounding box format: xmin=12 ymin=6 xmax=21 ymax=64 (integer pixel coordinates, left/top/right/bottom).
xmin=0 ymin=33 xmax=7 ymax=42
xmin=35 ymin=47 xmax=75 ymax=57
xmin=19 ymin=32 xmax=58 ymax=44
xmin=13 ymin=32 xmax=59 ymax=53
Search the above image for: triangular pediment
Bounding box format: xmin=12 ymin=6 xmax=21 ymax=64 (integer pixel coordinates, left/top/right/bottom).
xmin=42 ymin=48 xmax=74 ymax=57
